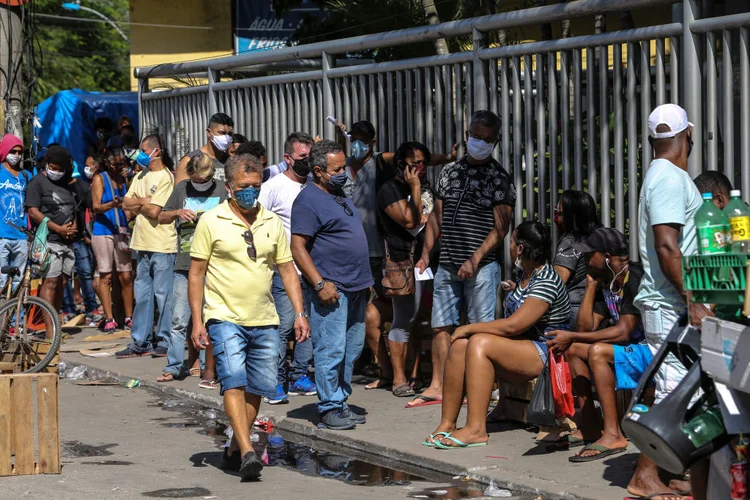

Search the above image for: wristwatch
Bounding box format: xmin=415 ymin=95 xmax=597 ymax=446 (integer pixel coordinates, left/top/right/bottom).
xmin=314 ymin=280 xmax=326 ymax=292
xmin=295 ymin=312 xmax=309 ymax=319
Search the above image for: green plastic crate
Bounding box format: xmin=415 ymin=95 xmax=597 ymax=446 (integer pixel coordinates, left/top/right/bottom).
xmin=682 ymin=254 xmax=749 ymax=304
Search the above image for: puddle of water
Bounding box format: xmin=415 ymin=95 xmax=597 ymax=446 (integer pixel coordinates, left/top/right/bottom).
xmin=407 ymin=485 xmax=491 ymax=499
xmin=146 ymin=392 xmax=534 ymax=498
xmin=141 ymin=487 xmax=212 ymax=498
xmin=62 ymin=440 xmax=117 ymax=458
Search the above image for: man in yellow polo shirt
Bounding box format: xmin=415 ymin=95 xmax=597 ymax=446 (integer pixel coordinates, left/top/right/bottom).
xmin=188 ymin=153 xmax=310 ymax=482
xmin=117 ymin=134 xmax=177 ymax=358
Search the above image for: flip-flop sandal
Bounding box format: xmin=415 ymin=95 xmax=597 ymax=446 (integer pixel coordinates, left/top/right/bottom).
xmin=569 ymin=443 xmax=627 ymax=463
xmin=408 ymin=377 xmax=424 ymax=392
xmin=405 ymin=395 xmax=442 ymax=408
xmin=157 ymin=372 xmax=174 ymax=383
xmin=434 ymin=434 xmax=489 ymax=450
xmin=546 ymin=435 xmax=588 ymax=451
xmin=392 ymin=384 xmax=416 ymax=397
xmin=365 ymin=378 xmax=392 ymax=390
xmin=198 ymin=379 xmax=218 ymax=390
xmin=188 ymin=368 xmax=201 ymax=377
xmin=421 ymin=431 xmax=450 ymax=447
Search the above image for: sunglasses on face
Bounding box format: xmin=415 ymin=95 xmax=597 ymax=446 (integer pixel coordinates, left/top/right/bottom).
xmin=243 ymin=230 xmax=257 ymax=260
xmin=405 ymin=161 xmax=426 ymax=168
xmin=9 ymin=149 xmax=22 ymax=155
xmin=334 ymin=196 xmax=354 ymax=216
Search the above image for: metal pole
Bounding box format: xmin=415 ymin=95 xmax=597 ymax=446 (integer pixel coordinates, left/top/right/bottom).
xmin=627 ymin=42 xmax=639 ymax=259
xmin=741 ymin=27 xmax=750 ymax=201
xmin=705 ymin=32 xmax=717 ymax=171
xmin=473 ymin=27 xmax=489 ymax=111
xmin=322 ymin=51 xmax=335 ymax=140
xmin=683 ymin=0 xmax=702 ymax=177
xmin=207 ymin=69 xmax=219 ymax=117
xmin=512 ymin=56 xmax=523 ymax=224
xmin=138 ymin=78 xmax=149 ymax=138
xmin=524 ymin=55 xmax=535 ymax=220
xmin=724 ymin=30 xmax=735 ymax=183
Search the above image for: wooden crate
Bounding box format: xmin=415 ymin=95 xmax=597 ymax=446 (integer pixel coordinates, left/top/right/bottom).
xmin=493 ymin=378 xmax=536 ymax=423
xmin=0 ymin=340 xmax=59 ymax=374
xmin=0 ymin=373 xmax=60 ymax=476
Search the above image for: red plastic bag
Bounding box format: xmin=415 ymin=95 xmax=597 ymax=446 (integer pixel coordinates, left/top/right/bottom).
xmin=549 ymin=351 xmax=575 ymax=418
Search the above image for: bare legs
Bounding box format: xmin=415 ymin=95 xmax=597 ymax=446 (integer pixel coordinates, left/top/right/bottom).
xmin=408 ymin=326 xmax=451 ymax=405
xmin=225 ymin=389 xmax=262 ymax=456
xmin=429 ymin=335 xmax=543 ymax=446
xmin=97 ymin=271 xmax=134 ymax=321
xmin=40 ymin=274 xmax=67 ymax=339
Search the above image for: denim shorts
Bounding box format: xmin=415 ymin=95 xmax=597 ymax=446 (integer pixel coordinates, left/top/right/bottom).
xmin=612 ymin=343 xmax=654 ymax=391
xmin=431 ymin=262 xmax=499 ymax=329
xmin=207 ymin=320 xmax=279 ymax=398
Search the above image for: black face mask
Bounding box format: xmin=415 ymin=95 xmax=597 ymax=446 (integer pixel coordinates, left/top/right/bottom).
xmin=292 ymin=157 xmax=310 ymax=178
xmin=687 ymin=136 xmax=694 ymax=158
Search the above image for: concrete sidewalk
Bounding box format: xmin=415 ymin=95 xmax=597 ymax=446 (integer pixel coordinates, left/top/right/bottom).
xmin=59 ymin=327 xmax=637 ymax=500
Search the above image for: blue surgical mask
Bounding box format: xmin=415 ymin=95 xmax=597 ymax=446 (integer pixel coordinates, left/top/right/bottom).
xmin=325 ymin=171 xmax=348 ymax=190
xmin=136 ymin=149 xmax=156 ymax=168
xmin=232 ymin=186 xmax=260 ymax=210
xmin=350 ymin=140 xmax=370 ymax=160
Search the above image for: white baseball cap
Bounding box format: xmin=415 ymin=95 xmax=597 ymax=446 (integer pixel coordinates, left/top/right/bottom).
xmin=648 ymin=104 xmax=694 ymax=139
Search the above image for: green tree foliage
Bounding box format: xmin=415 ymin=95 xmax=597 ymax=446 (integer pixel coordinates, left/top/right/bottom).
xmin=32 ymin=0 xmax=130 ymax=103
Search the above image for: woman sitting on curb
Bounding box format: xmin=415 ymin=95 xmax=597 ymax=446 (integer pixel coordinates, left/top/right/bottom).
xmin=424 ymin=221 xmax=571 ymax=449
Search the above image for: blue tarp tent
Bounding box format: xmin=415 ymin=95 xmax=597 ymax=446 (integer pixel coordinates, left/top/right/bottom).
xmin=36 ymin=89 xmax=138 ymax=175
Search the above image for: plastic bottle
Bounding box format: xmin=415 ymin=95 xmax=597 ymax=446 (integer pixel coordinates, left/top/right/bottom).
xmin=682 ymin=406 xmax=725 ymax=448
xmin=696 ymin=193 xmax=730 ymax=255
xmin=727 ymin=190 xmax=750 ymax=254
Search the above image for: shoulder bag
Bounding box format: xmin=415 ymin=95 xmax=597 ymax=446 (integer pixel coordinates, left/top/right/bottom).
xmin=104 ymin=172 xmax=131 ymax=251
xmin=381 ymin=239 xmax=416 ymax=297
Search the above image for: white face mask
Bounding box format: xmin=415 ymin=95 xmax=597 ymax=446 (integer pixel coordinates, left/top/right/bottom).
xmin=211 ymin=133 xmax=232 ymax=153
xmin=466 ymin=136 xmax=495 ymax=161
xmin=191 ymin=179 xmax=213 ymax=192
xmin=84 ymin=166 xmax=96 ymax=179
xmin=5 ymin=153 xmax=21 ymax=167
xmin=46 ymin=168 xmax=64 ymax=181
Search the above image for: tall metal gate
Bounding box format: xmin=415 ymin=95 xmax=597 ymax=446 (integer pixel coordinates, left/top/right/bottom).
xmin=135 ymin=0 xmax=750 ymax=264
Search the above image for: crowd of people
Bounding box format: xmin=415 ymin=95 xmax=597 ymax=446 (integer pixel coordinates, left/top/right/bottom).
xmin=0 ymin=103 xmax=720 ymax=496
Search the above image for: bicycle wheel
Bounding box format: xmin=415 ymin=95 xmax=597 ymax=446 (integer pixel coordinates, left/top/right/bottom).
xmin=0 ymin=296 xmax=62 ymax=373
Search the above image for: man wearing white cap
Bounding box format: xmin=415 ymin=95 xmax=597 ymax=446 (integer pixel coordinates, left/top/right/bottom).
xmin=628 ymin=104 xmax=709 ymax=499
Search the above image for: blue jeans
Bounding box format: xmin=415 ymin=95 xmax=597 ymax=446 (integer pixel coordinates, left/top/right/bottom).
xmin=0 ymin=238 xmax=27 ymax=293
xmin=207 ymin=320 xmax=279 ymax=398
xmin=63 ymin=241 xmax=98 ymax=314
xmin=431 ymin=262 xmax=499 ymax=328
xmin=165 ymin=271 xmax=191 ymax=376
xmin=272 ymin=270 xmax=313 ymax=385
xmin=128 ymin=252 xmax=175 ymax=354
xmin=309 ymin=286 xmax=368 ymax=415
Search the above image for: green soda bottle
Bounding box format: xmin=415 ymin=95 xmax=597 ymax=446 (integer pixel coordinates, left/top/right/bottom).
xmin=726 ymin=190 xmax=750 ymax=254
xmin=696 ymin=193 xmax=730 ymax=255
xmin=681 ymin=406 xmax=725 ymax=448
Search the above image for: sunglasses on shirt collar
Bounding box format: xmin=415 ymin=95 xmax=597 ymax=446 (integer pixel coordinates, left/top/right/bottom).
xmin=243 ymin=230 xmax=257 ymax=260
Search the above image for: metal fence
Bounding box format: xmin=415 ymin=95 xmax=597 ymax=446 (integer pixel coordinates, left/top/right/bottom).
xmin=135 ymin=0 xmax=750 ymax=267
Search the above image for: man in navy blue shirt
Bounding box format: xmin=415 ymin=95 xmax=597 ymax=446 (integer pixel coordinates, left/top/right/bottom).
xmin=291 ymin=140 xmax=374 ymax=430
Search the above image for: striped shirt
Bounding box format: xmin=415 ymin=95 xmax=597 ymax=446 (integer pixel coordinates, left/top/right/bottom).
xmin=506 ymin=264 xmax=571 ymax=337
xmin=436 ymin=157 xmax=515 ymax=271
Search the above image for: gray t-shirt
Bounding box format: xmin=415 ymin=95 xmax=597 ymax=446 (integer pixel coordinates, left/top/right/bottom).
xmin=186 ymin=150 xmax=226 ymax=182
xmin=163 ymin=179 xmax=227 ymax=271
xmin=344 ymin=154 xmax=383 ymax=258
xmin=553 ymin=233 xmax=589 ymax=308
